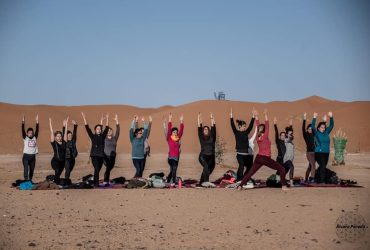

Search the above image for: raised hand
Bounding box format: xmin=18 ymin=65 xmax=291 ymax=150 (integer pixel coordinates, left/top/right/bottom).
xmin=71 ymin=120 xmax=77 ymax=125
xmin=149 ymin=116 xmax=153 ymax=123
xmin=252 ymin=108 xmax=257 ymax=118
xmin=180 ymin=114 xmax=184 ymax=123
xmin=81 ymin=112 xmax=87 ymax=125
xmin=273 ymin=117 xmax=277 ymax=125
xmin=303 ymin=113 xmax=307 ymax=120
xmin=323 ymin=114 xmax=327 ymax=122
xmin=35 ymin=114 xmax=39 ymax=123
xmin=313 ymin=112 xmax=318 ymax=119
xmin=230 ymin=108 xmax=233 ymax=118
xmin=289 ymin=119 xmax=293 ymax=126
xmin=114 ymin=114 xmax=119 ymax=124
xmin=168 ymin=113 xmax=172 ymax=122
xmin=328 ymin=111 xmax=333 ymax=118
xmin=141 ymin=117 xmax=145 ymax=122
xmin=22 ymin=115 xmax=25 ymax=123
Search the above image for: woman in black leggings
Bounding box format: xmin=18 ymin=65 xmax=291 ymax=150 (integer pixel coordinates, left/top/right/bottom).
xmin=197 ymin=112 xmax=216 ymax=186
xmin=49 ymin=117 xmax=68 ymax=184
xmin=82 ymin=112 xmax=109 ymax=187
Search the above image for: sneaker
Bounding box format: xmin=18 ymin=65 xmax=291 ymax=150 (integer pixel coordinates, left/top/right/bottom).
xmin=242 ymin=181 xmax=254 ymax=189
xmin=282 ymin=186 xmax=289 ymax=191
xmin=289 ymin=179 xmax=294 ymax=187
xmin=201 ymin=182 xmax=216 ymax=188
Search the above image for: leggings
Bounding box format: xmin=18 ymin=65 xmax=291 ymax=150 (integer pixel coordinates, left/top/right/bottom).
xmin=199 ymin=153 xmax=216 ymax=183
xmin=240 ymin=154 xmax=287 ymax=187
xmin=315 ymin=152 xmax=329 ymax=183
xmin=104 ymin=152 xmax=116 ymax=182
xmin=132 ymin=159 xmax=145 ymax=178
xmin=22 ymin=153 xmax=36 ymax=181
xmin=305 ymin=152 xmax=316 ymax=180
xmin=236 ymin=154 xmax=254 ymax=181
xmin=283 ymin=160 xmax=294 ymax=180
xmin=65 ymin=158 xmax=75 ymax=180
xmin=91 ymin=156 xmax=105 ymax=186
xmin=167 ymin=158 xmax=179 ymax=184
xmin=51 ymin=158 xmax=65 ymax=183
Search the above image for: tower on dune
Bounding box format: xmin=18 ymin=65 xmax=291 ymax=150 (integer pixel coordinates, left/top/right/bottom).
xmin=214 ymin=91 xmax=226 ymax=100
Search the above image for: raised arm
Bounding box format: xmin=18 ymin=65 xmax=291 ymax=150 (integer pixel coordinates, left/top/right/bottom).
xmin=230 ymin=108 xmax=237 ymax=134
xmin=246 ymin=110 xmax=256 ymax=134
xmin=167 ymin=114 xmax=173 ymax=140
xmin=34 ymin=114 xmax=39 ymax=138
xmin=178 ymin=115 xmax=184 ymax=138
xmin=143 ymin=123 xmax=149 ymax=140
xmin=311 ymin=112 xmax=318 ymax=133
xmin=163 ymin=117 xmax=168 ymax=140
xmin=302 ymin=113 xmax=307 ymax=138
xmin=21 ymin=115 xmax=26 ymax=139
xmin=82 ymin=112 xmax=93 ymax=139
xmin=326 ymin=112 xmax=334 ymax=134
xmin=146 ymin=116 xmax=152 ymax=139
xmin=63 ymin=119 xmax=68 ymax=142
xmin=49 ymin=118 xmax=54 ymax=142
xmin=129 ymin=119 xmax=135 ymax=142
xmin=210 ymin=113 xmax=216 ymax=138
xmin=273 ymin=117 xmax=279 ymax=143
xmin=72 ymin=120 xmax=78 ymax=142
xmin=263 ymin=110 xmax=269 ymax=137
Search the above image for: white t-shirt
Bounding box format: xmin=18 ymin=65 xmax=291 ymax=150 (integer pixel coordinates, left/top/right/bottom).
xmin=23 ymin=136 xmax=38 ymax=154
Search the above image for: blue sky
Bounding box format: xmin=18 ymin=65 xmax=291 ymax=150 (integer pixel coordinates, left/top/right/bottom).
xmin=0 ymin=0 xmax=369 ymax=107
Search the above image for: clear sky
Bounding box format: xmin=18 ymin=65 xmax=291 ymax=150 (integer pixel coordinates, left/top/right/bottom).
xmin=0 ymin=0 xmax=369 ymax=107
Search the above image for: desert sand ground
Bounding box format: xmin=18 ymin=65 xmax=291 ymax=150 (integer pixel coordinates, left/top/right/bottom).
xmin=0 ymin=153 xmax=369 ymax=250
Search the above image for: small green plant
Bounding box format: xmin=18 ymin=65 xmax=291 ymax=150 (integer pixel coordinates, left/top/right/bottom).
xmin=333 ymin=128 xmax=348 ymax=166
xmin=215 ymin=135 xmax=227 ymax=165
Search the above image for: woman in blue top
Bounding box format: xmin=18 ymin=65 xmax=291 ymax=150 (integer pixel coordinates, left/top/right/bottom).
xmin=311 ymin=112 xmax=334 ymax=183
xmin=129 ymin=115 xmax=149 ymax=178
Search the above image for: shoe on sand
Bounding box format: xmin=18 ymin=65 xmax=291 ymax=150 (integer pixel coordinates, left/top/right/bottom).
xmin=282 ymin=186 xmax=289 ymax=191
xmin=242 ymin=181 xmax=254 ymax=189
xmin=201 ymin=182 xmax=216 ymax=188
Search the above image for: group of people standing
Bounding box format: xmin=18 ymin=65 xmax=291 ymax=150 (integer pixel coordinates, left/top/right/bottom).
xmin=20 ymin=109 xmax=334 ymax=189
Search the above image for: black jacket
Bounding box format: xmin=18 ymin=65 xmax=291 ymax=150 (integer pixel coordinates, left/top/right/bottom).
xmin=63 ymin=124 xmax=78 ymax=159
xmin=274 ymin=124 xmax=286 ymax=164
xmin=302 ymin=119 xmax=315 ymax=152
xmin=51 ymin=141 xmax=66 ymax=162
xmin=230 ymin=117 xmax=255 ymax=154
xmin=198 ymin=124 xmax=216 ymax=155
xmin=85 ymin=125 xmax=109 ymax=157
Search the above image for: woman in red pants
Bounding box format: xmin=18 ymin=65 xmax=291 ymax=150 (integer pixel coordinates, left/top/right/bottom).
xmin=238 ymin=110 xmax=289 ymax=191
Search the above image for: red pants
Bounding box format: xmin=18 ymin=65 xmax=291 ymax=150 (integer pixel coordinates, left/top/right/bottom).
xmin=240 ymin=154 xmax=287 ymax=186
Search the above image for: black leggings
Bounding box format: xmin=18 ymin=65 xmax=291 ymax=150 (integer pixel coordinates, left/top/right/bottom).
xmin=236 ymin=154 xmax=254 ymax=181
xmin=51 ymin=158 xmax=65 ymax=183
xmin=65 ymin=158 xmax=75 ymax=180
xmin=167 ymin=158 xmax=179 ymax=184
xmin=91 ymin=156 xmax=105 ymax=186
xmin=104 ymin=152 xmax=116 ymax=182
xmin=22 ymin=153 xmax=36 ymax=181
xmin=199 ymin=154 xmax=216 ymax=183
xmin=133 ymin=159 xmax=145 ymax=178
xmin=315 ymin=152 xmax=329 ymax=183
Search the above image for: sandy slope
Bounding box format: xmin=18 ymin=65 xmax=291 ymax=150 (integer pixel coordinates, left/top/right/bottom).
xmin=0 ymin=153 xmax=369 ymax=250
xmin=0 ymin=96 xmax=370 ymax=155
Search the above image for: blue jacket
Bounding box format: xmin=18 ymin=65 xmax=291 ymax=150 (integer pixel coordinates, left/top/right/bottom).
xmin=311 ymin=117 xmax=334 ymax=153
xmin=129 ymin=122 xmax=148 ymax=159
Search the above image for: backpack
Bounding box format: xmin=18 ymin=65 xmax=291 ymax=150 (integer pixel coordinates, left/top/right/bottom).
xmin=315 ymin=168 xmax=338 ymax=184
xmin=266 ymin=174 xmax=282 ymax=188
xmin=111 ymin=177 xmax=126 ymax=184
xmin=19 ymin=181 xmax=34 ymax=190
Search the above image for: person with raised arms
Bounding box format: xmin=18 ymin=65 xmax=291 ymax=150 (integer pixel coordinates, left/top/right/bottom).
xmin=238 ymin=110 xmax=289 ymax=191
xmin=197 ymin=112 xmax=217 ymax=187
xmin=166 ymin=113 xmax=184 ymax=187
xmin=81 ymin=112 xmax=109 ymax=187
xmin=21 ymin=115 xmax=39 ymax=181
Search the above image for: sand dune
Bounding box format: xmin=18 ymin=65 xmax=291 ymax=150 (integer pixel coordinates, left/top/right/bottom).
xmin=0 ymin=96 xmax=369 ymax=155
